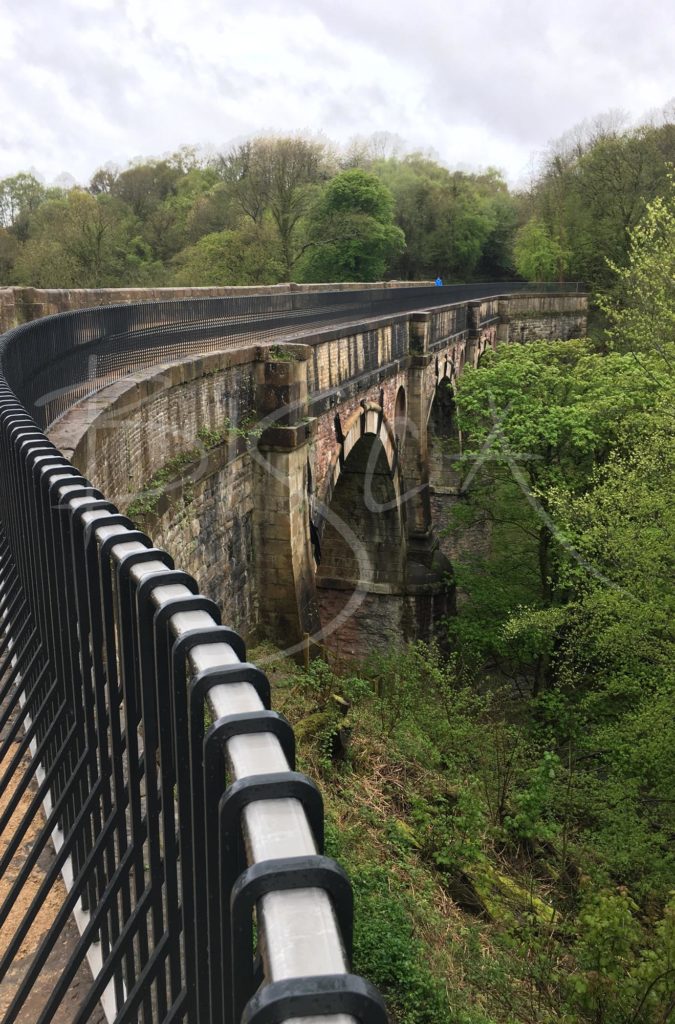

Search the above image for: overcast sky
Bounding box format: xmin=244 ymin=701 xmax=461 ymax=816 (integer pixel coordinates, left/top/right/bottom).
xmin=1 ymin=0 xmax=673 ymax=188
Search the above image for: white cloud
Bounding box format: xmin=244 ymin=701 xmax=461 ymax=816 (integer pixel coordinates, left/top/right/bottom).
xmin=0 ymin=0 xmax=673 ymax=185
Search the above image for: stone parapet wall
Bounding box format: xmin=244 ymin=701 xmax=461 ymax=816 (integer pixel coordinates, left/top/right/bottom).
xmin=51 ymin=347 xmax=260 ymax=499
xmin=306 ymin=320 xmax=409 ymax=394
xmin=0 ymin=281 xmax=435 ymax=334
xmin=428 ymin=304 xmax=466 ymax=346
xmin=507 ymin=313 xmax=587 ymax=342
xmin=502 ymin=293 xmax=587 ymax=314
xmin=49 ymin=347 xmax=266 ymax=638
xmin=155 ymin=449 xmax=258 ymax=636
xmin=476 ymin=297 xmax=500 ymax=323
xmin=499 ymin=293 xmax=588 ymax=343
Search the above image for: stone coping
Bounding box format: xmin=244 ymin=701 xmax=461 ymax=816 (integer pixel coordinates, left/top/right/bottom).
xmin=48 ymin=342 xmax=310 ymax=459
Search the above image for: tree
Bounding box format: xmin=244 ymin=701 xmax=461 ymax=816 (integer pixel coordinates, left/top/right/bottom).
xmin=374 ymin=155 xmax=503 ymax=280
xmin=451 ymin=339 xmax=661 ymax=690
xmin=544 ymin=409 xmax=675 ymax=898
xmin=88 ymin=165 xmax=119 ymax=195
xmin=513 ymin=216 xmax=570 ymax=281
xmin=215 ymin=136 xmax=330 ymax=278
xmin=141 ymin=167 xmax=222 ymax=261
xmin=13 ymin=190 xmax=155 ymax=287
xmin=0 ymin=173 xmax=47 ymax=230
xmin=340 ymin=131 xmax=407 ymax=169
xmin=472 ymin=169 xmax=519 ymax=279
xmin=0 ymin=229 xmax=18 ymax=280
xmin=110 ymin=160 xmax=181 ymax=219
xmin=213 ymin=140 xmax=270 ymax=225
xmin=171 ymin=220 xmax=283 ymax=286
xmin=597 ymin=174 xmax=675 ymax=370
xmin=299 ymin=169 xmax=405 ymax=281
xmin=444 ymin=335 xmax=674 ymax=908
xmin=184 ymin=182 xmax=239 ymax=244
xmin=517 ymin=115 xmax=675 ymax=289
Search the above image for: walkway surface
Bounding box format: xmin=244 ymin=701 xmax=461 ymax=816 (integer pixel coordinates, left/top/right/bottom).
xmin=0 ymin=673 xmax=106 ymax=1023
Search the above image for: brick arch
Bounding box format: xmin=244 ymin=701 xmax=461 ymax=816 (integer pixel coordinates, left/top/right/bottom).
xmin=316 ymin=401 xmax=404 ymax=539
xmin=315 ymin=423 xmax=408 ymax=641
xmin=427 ymin=343 xmax=460 ymax=426
xmin=428 ymin=376 xmax=458 ymax=433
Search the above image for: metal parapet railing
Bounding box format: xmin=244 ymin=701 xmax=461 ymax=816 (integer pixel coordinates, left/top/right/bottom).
xmin=0 ymin=283 xmax=584 ymax=1023
xmin=0 ymin=418 xmax=387 ymax=1023
xmin=3 ymin=281 xmax=583 ymax=428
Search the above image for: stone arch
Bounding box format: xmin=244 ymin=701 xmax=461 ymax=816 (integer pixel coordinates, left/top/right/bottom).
xmin=315 ymin=412 xmax=409 ymax=653
xmin=394 ymin=385 xmax=407 ymax=450
xmin=315 ymin=402 xmax=406 ymax=587
xmin=426 ymin=375 xmax=462 ymax=497
xmin=317 ymin=402 xmax=404 ymax=540
xmin=428 ymin=345 xmax=457 ymax=426
xmin=428 ymin=378 xmax=458 ymax=437
xmin=317 ymin=432 xmax=405 ymax=583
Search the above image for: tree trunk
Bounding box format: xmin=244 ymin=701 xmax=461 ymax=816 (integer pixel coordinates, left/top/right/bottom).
xmin=533 ymin=524 xmax=553 ymax=696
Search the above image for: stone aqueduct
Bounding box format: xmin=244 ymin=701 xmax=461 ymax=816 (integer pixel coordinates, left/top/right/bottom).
xmin=0 ymin=281 xmax=588 ymax=1023
xmin=41 ymin=287 xmax=588 ymax=657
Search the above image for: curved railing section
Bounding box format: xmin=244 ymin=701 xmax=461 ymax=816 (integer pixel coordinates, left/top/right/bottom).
xmin=4 ymin=282 xmax=580 ymax=428
xmin=0 ymin=283 xmax=582 ymax=1024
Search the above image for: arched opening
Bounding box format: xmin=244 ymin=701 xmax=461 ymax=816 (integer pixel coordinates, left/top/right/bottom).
xmin=394 ymin=386 xmax=407 ymax=450
xmin=426 ymin=380 xmax=477 ymax=596
xmin=318 ymin=434 xmax=404 ymax=588
xmin=428 ymin=380 xmax=462 ymax=495
xmin=316 ymin=433 xmax=406 ymax=653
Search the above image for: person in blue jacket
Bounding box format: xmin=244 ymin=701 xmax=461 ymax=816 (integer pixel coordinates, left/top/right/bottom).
xmin=435 ymin=275 xmax=443 ymax=286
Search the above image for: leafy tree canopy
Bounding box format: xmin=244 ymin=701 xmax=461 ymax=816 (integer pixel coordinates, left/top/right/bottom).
xmin=597 ymin=173 xmax=675 ymax=369
xmin=299 ymin=169 xmax=404 ymax=282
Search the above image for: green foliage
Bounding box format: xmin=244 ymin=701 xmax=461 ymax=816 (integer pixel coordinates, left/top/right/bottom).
xmin=455 ymin=339 xmax=659 ymax=497
xmin=247 ymin=144 xmax=675 ymax=1022
xmin=411 ymin=783 xmax=486 ymax=876
xmin=0 ymin=172 xmax=47 ymax=230
xmin=171 ymin=220 xmax=283 ymax=285
xmin=544 ymin=413 xmax=675 ymax=899
xmin=215 ymin=135 xmax=330 ymax=277
xmin=447 ymin=325 xmax=674 ymax=898
xmin=1 ymin=112 xmax=673 ymax=289
xmin=559 ymin=858 xmax=662 ymax=1018
xmin=513 ymin=217 xmax=570 ymax=281
xmin=0 ymin=228 xmax=18 ymax=278
xmin=299 ymin=169 xmax=405 ymax=282
xmin=267 ymin=344 xmax=296 ymax=361
xmin=196 ymin=415 xmax=262 ymax=450
xmin=13 ymin=189 xmax=159 ymax=287
xmin=502 ymin=751 xmax=559 ymax=845
xmin=266 ymin=575 xmax=674 ymax=1024
xmin=126 ymin=412 xmax=262 ymax=521
xmin=596 ymin=173 xmax=675 ymax=368
xmin=109 ymin=159 xmax=181 ymax=219
xmin=373 ymin=155 xmax=509 ymax=280
xmin=317 ymin=168 xmax=396 ymax=221
xmin=126 ymin=447 xmax=202 ymax=520
xmin=448 ymin=338 xmax=662 ymax=695
xmin=360 ymin=642 xmax=487 ymax=764
xmin=519 ymin=114 xmax=675 ymax=288
xmin=346 ymin=865 xmax=458 ymax=1024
